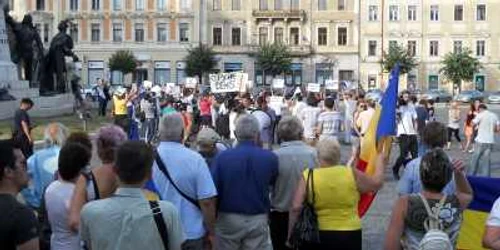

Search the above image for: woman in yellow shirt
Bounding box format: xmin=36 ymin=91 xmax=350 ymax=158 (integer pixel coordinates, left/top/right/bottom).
xmin=288 ymin=138 xmax=386 ymax=250
xmin=112 ymin=87 xmax=137 ymax=133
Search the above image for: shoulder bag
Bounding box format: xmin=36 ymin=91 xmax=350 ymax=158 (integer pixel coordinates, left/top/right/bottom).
xmin=149 ymin=200 xmax=170 ymax=250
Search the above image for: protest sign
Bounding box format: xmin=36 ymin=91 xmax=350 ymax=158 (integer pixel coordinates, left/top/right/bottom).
xmin=185 ymin=77 xmax=198 ymax=88
xmin=210 ymin=72 xmax=248 ymax=93
xmin=272 ymin=79 xmax=285 ymax=89
xmin=143 ymin=80 xmax=153 ymax=89
xmin=269 ymin=96 xmax=285 ymax=116
xmin=325 ymin=79 xmax=338 ymax=90
xmin=307 ymin=83 xmax=321 ymax=93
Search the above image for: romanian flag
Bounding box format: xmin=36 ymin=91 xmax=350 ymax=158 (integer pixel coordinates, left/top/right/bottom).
xmin=457 ymin=176 xmax=500 ymax=249
xmin=357 ymin=64 xmax=400 ymax=217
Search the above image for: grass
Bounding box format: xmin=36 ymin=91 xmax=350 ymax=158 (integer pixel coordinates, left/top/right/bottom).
xmin=0 ymin=111 xmax=114 ymax=141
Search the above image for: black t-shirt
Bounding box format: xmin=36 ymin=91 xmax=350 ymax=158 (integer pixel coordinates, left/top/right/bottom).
xmin=0 ymin=194 xmax=39 ymax=249
xmin=13 ymin=109 xmax=30 ymax=135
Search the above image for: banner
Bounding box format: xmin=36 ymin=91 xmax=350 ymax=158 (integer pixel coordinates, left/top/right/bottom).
xmin=185 ymin=77 xmax=198 ymax=89
xmin=272 ymin=79 xmax=285 ymax=89
xmin=307 ymin=83 xmax=321 ymax=93
xmin=325 ymin=79 xmax=338 ymax=90
xmin=210 ymin=73 xmax=248 ymax=93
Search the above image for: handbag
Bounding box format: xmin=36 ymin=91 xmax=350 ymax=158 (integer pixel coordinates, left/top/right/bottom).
xmin=149 ymin=200 xmax=170 ymax=250
xmin=289 ymin=169 xmax=321 ymax=248
xmin=155 ymin=153 xmax=201 ymax=209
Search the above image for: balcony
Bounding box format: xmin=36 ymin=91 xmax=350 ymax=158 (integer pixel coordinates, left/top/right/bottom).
xmin=252 ymin=9 xmax=306 ymax=22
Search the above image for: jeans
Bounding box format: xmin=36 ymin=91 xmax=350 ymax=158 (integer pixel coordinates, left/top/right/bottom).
xmin=141 ymin=118 xmax=156 ymax=143
xmin=98 ymin=99 xmax=108 ymax=116
xmin=469 ymin=143 xmax=493 ymax=177
xmin=393 ymin=134 xmax=418 ymax=178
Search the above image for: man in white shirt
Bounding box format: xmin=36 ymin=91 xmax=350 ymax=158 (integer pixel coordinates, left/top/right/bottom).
xmin=469 ymin=104 xmax=500 ymax=177
xmin=483 ymin=196 xmax=500 ymax=249
xmin=343 ymin=92 xmax=357 ymax=144
xmin=393 ymin=92 xmax=418 ymax=180
xmin=356 ymin=101 xmax=376 ymax=137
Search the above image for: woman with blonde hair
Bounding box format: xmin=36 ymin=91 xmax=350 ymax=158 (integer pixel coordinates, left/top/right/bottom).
xmin=447 ymin=101 xmax=465 ymax=150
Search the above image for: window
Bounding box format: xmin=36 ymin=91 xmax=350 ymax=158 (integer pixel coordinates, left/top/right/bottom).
xmin=274 ymin=27 xmax=283 ymax=44
xmin=275 ymin=0 xmax=282 ymax=10
xmin=92 ymin=0 xmax=100 ymax=10
xmin=369 ymin=5 xmax=378 ymax=21
xmin=70 ymin=24 xmax=78 ymax=43
xmin=212 ymin=27 xmax=222 ymax=45
xmin=36 ymin=0 xmax=45 ymax=10
xmin=290 ymin=27 xmax=299 ymax=45
xmin=454 ymin=5 xmax=463 ymax=21
xmin=430 ymin=5 xmax=439 ymax=21
xmin=232 ymin=0 xmax=241 ymax=10
xmin=113 ymin=23 xmax=123 ymax=42
xmin=389 ymin=40 xmax=398 ymax=52
xmin=259 ymin=27 xmax=268 ymax=45
xmin=453 ymin=41 xmax=462 ymax=54
xmin=339 ymin=70 xmax=354 ymax=82
xmin=337 ymin=27 xmax=347 ymax=46
xmin=259 ymin=0 xmax=267 ymax=10
xmin=407 ymin=40 xmax=416 ymax=57
xmin=135 ymin=23 xmax=144 ymax=42
xmin=157 ymin=23 xmax=168 ymax=42
xmin=477 ymin=4 xmax=486 ymax=21
xmin=70 ymin=0 xmax=79 ymax=11
xmin=368 ymin=40 xmax=377 ymax=56
xmin=429 ymin=41 xmax=439 ymax=56
xmin=315 ymin=63 xmax=332 ymax=85
xmin=179 ymin=23 xmax=189 ymax=42
xmin=428 ymin=75 xmax=439 ymax=90
xmin=232 ymin=27 xmax=241 ymax=46
xmin=408 ymin=5 xmax=417 ymax=21
xmin=43 ymin=23 xmax=49 ymax=43
xmin=91 ymin=23 xmax=100 ymax=42
xmin=213 ymin=0 xmax=221 ymax=10
xmin=318 ymin=27 xmax=327 ymax=46
xmin=318 ymin=0 xmax=327 ymax=11
xmin=157 ymin=0 xmax=166 ymax=10
xmin=476 ymin=40 xmax=485 ymax=57
xmin=136 ymin=0 xmax=144 ymax=10
xmin=154 ymin=62 xmax=171 ymax=85
xmin=291 ymin=0 xmax=299 ymax=10
xmin=113 ymin=0 xmax=122 ymax=11
xmin=389 ymin=5 xmax=399 ymax=21
xmin=368 ymin=75 xmax=377 ymax=89
xmin=338 ymin=0 xmax=345 ymax=11
xmin=180 ymin=0 xmax=190 ymax=10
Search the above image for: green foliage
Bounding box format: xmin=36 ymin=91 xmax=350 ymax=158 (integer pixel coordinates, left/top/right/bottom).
xmin=108 ymin=50 xmax=137 ymax=74
xmin=185 ymin=44 xmax=217 ymax=85
xmin=439 ymin=49 xmax=482 ymax=89
xmin=382 ymin=44 xmax=418 ymax=75
xmin=255 ymin=43 xmax=292 ymax=77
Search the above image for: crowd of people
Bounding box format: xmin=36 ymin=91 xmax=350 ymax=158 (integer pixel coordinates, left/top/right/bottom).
xmin=2 ymin=83 xmax=500 ymax=250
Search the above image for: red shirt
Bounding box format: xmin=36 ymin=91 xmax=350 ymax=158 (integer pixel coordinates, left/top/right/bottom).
xmin=200 ymin=99 xmax=212 ymax=116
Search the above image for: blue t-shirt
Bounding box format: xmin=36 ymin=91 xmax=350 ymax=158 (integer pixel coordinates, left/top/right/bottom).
xmin=211 ymin=141 xmax=278 ymax=215
xmin=153 ymin=142 xmax=217 ymax=240
xmin=398 ymin=156 xmax=456 ymax=195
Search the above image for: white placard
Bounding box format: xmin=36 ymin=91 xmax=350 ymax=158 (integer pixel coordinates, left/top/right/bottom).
xmin=185 ymin=77 xmax=198 ymax=88
xmin=325 ymin=79 xmax=338 ymax=90
xmin=272 ymin=79 xmax=285 ymax=89
xmin=293 ymin=87 xmax=302 ymax=95
xmin=269 ymin=96 xmax=284 ymax=116
xmin=143 ymin=80 xmax=153 ymax=89
xmin=210 ymin=72 xmax=248 ymax=93
xmin=151 ymin=85 xmax=162 ymax=94
xmin=307 ymin=83 xmax=321 ymax=93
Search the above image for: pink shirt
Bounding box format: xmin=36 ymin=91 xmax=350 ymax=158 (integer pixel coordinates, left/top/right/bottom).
xmin=200 ymin=99 xmax=212 ymax=116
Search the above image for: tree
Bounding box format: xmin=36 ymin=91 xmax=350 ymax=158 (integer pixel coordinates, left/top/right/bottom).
xmin=108 ymin=50 xmax=137 ymax=75
xmin=185 ymin=44 xmax=217 ymax=85
xmin=440 ymin=49 xmax=482 ymax=92
xmin=254 ymin=43 xmax=292 ymax=83
xmin=382 ymin=44 xmax=418 ymax=75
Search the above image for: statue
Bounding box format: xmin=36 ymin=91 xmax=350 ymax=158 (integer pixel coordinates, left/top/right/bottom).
xmin=39 ymin=19 xmax=78 ymax=95
xmin=4 ymin=6 xmax=44 ymax=87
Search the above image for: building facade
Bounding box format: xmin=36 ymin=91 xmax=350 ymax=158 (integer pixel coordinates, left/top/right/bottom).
xmin=15 ymin=0 xmax=202 ymax=86
xmin=207 ymin=0 xmax=359 ymax=87
xmin=360 ymin=0 xmax=500 ymax=91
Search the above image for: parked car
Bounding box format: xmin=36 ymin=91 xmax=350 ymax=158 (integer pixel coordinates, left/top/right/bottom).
xmin=420 ymin=89 xmax=453 ymax=103
xmin=365 ymin=89 xmax=384 ymax=103
xmin=454 ymin=90 xmax=485 ymax=103
xmin=487 ymin=91 xmax=500 ymax=104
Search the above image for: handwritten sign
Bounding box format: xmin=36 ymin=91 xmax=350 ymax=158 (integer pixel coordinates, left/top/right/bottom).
xmin=185 ymin=77 xmax=198 ymax=88
xmin=269 ymin=96 xmax=284 ymax=116
xmin=272 ymin=79 xmax=285 ymax=89
xmin=307 ymin=83 xmax=321 ymax=93
xmin=325 ymin=79 xmax=338 ymax=90
xmin=210 ymin=73 xmax=248 ymax=93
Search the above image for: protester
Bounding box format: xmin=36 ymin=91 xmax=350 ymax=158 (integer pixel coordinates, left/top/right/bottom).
xmin=95 ymin=79 xmax=110 ymax=117
xmin=385 ymin=149 xmax=473 ymax=250
xmin=483 ymin=196 xmax=500 ymax=249
xmin=343 ymin=91 xmax=357 ymax=144
xmin=112 ymin=87 xmax=135 ymax=133
xmin=292 ymin=93 xmax=306 ymax=118
xmin=398 ymin=121 xmax=456 ymax=195
xmin=140 ymin=93 xmax=157 ymax=143
xmin=288 ymin=138 xmax=386 ymax=249
xmin=22 ymin=122 xmax=69 ymax=210
xmin=469 ymin=104 xmax=500 ymax=177
xmin=66 ymin=132 xmax=93 ymax=151
xmin=393 ymin=92 xmax=418 ymax=180
xmin=13 ymin=98 xmax=35 ymax=158
xmin=199 ymin=93 xmax=213 ymax=127
xmin=68 ymin=125 xmax=128 ymax=231
xmin=45 ymin=142 xmax=91 ymax=249
xmin=271 ymin=116 xmax=317 ymax=250
xmin=447 ymin=101 xmax=464 ymax=150
xmin=317 ymin=97 xmax=343 ymax=141
xmin=299 ymin=93 xmax=321 ymax=146
xmin=414 ymin=99 xmax=429 ymax=156
xmin=426 ymin=99 xmax=436 ymax=122
xmin=126 ymin=85 xmax=141 ymax=140
xmin=153 ymin=113 xmax=217 ymax=250
xmin=0 ymin=139 xmax=39 ymax=250
xmin=161 ymin=95 xmax=177 ymax=116
xmin=196 ymin=127 xmax=227 ymax=167
xmin=356 ymin=100 xmax=375 ymax=142
xmin=80 ymin=141 xmax=185 ymax=250
xmin=211 ymin=114 xmax=278 ymax=250
xmin=251 ymin=96 xmax=275 ymax=149
xmin=347 ymin=101 xmax=366 ymax=167
xmin=464 ymin=100 xmax=481 ymax=153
